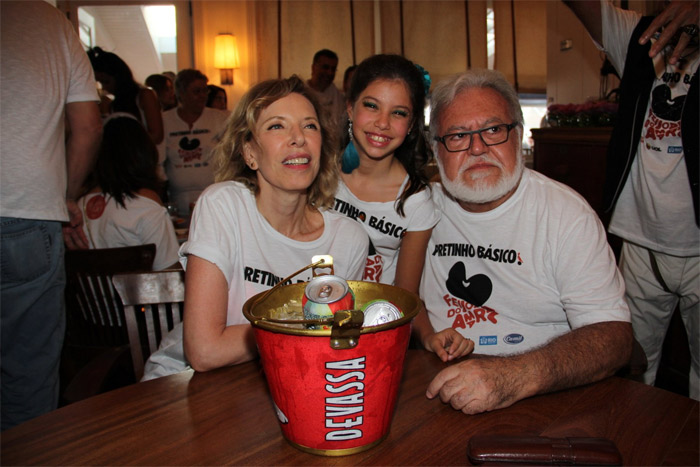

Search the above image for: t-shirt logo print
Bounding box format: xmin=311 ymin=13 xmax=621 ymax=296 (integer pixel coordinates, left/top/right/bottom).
xmin=446 ymin=262 xmax=492 ymax=306
xmin=444 ymin=261 xmax=498 ymax=330
xmin=86 ymin=194 xmax=106 ymax=220
xmin=363 ymin=240 xmax=383 ymax=283
xmin=179 ymin=136 xmax=201 ymax=150
xmin=178 ymin=136 xmax=203 ymax=163
xmin=651 ymin=84 xmax=684 ymax=121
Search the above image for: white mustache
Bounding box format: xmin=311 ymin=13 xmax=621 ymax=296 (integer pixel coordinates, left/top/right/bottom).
xmin=459 ymin=156 xmax=504 ymax=179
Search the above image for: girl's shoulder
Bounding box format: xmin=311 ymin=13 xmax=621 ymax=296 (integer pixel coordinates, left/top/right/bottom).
xmin=136 ymin=188 xmax=163 ymax=205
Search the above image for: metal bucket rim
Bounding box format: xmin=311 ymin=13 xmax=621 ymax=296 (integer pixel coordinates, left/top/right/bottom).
xmin=242 ymin=280 xmax=421 ymax=336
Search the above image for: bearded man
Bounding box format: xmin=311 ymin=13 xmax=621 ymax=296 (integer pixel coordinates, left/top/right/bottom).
xmin=419 ymin=69 xmax=634 ymax=415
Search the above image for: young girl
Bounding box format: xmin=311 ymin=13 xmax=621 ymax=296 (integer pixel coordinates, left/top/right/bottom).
xmin=334 ymin=54 xmax=472 ymax=361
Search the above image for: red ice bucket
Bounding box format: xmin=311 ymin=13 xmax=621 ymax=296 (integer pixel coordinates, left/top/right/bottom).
xmin=242 ymin=280 xmax=421 ymax=456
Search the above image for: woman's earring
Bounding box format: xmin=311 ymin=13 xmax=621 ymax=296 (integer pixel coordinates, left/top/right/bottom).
xmin=348 ymin=120 xmax=354 ymax=141
xmin=248 ymin=159 xmax=257 ymax=170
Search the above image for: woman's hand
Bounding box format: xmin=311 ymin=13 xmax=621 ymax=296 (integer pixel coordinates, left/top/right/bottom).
xmin=423 ymin=329 xmax=474 ymax=363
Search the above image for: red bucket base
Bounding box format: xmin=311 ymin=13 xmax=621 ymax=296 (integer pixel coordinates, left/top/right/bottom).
xmin=254 ymin=323 xmax=411 ymax=456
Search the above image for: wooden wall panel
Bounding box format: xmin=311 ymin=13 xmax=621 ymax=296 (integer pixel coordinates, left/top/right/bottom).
xmin=513 ymin=1 xmax=546 ymax=93
xmin=493 ymin=0 xmax=515 ymax=85
xmin=255 ymin=1 xmax=279 ymax=82
xmin=403 ymin=1 xmax=467 ymax=85
xmin=279 ymin=1 xmax=353 ymax=88
xmin=492 ymin=1 xmax=546 ymax=93
xmin=352 ymin=0 xmax=376 ymax=65
xmin=467 ymin=1 xmax=488 ymax=70
xmin=379 ymin=0 xmax=402 ymax=55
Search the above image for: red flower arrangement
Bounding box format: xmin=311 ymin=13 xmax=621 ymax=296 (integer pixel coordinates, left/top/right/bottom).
xmin=547 ymin=100 xmax=618 ymax=127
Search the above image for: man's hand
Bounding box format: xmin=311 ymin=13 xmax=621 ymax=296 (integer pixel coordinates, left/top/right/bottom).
xmin=63 ymin=199 xmax=89 ymax=250
xmin=640 ymin=0 xmax=699 ymax=64
xmin=424 ymin=329 xmax=474 ymax=362
xmin=426 ymin=357 xmax=530 ymax=414
xmin=425 ymin=322 xmax=633 ymax=415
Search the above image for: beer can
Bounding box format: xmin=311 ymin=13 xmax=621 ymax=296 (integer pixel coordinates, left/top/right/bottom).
xmin=362 ymin=300 xmax=403 ymax=327
xmin=302 ymin=275 xmax=355 ymax=325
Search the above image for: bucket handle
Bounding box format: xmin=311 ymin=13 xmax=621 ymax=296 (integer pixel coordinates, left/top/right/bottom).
xmin=253 ymin=255 xmax=334 ymax=306
xmin=255 ymin=309 xmax=365 ymax=350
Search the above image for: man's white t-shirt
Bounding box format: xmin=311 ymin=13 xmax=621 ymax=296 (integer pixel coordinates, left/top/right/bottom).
xmin=599 ymin=0 xmax=699 ymax=256
xmin=159 ymin=107 xmax=228 ymax=215
xmin=420 ymin=169 xmax=630 ymax=355
xmin=143 ymin=181 xmax=369 ymax=380
xmin=0 ymin=1 xmax=99 ymax=222
xmin=79 ymin=192 xmax=180 ymax=271
xmin=306 ymin=81 xmax=346 ymax=137
xmin=334 ymin=178 xmax=440 ymax=285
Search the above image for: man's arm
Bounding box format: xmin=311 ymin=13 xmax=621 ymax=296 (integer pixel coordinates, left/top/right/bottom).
xmin=63 ymin=100 xmax=102 ymax=250
xmin=426 ymin=321 xmax=633 ymax=414
xmin=565 ymin=0 xmax=699 ymax=65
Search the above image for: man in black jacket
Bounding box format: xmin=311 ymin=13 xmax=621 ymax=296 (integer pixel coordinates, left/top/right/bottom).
xmin=564 ymin=0 xmax=699 ymax=400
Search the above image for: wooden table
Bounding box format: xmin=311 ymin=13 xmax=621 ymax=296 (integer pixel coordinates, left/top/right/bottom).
xmin=2 ymin=350 xmax=698 ymax=465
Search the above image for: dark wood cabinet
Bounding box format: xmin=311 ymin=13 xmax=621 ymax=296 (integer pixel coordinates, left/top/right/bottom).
xmin=531 ymin=127 xmax=613 ymax=225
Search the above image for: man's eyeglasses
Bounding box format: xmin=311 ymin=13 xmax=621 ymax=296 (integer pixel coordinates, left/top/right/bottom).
xmin=434 ymin=122 xmax=519 ymax=153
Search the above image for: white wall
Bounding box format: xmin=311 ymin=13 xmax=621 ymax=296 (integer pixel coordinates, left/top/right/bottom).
xmin=546 ymin=1 xmax=608 ymax=106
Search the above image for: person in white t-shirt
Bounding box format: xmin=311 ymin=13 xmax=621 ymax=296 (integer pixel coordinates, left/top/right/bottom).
xmin=333 ymin=54 xmax=471 ymax=362
xmin=1 ymin=1 xmax=102 ymax=430
xmin=142 ymin=76 xmax=369 ymax=380
xmin=564 ymin=0 xmax=699 ymax=399
xmin=306 ymin=49 xmax=346 ymax=140
xmin=76 ymin=115 xmax=179 ymax=271
xmin=160 ymin=69 xmax=228 ymax=216
xmin=421 ymin=69 xmax=633 ymax=415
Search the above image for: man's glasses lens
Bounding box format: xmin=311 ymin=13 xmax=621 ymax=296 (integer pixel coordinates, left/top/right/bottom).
xmin=437 ymin=123 xmax=516 ymax=152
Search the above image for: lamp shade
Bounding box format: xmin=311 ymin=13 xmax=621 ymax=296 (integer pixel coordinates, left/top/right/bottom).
xmin=214 ymin=34 xmax=240 ymax=69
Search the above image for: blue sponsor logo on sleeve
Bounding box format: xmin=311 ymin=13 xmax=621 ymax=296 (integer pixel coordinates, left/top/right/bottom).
xmin=503 ymin=333 xmax=524 ymax=345
xmin=668 ymin=146 xmax=683 ymax=154
xmin=479 ymin=336 xmax=498 ymax=346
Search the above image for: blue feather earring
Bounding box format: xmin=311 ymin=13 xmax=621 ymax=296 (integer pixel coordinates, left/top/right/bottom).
xmin=341 ymin=120 xmax=360 ymax=174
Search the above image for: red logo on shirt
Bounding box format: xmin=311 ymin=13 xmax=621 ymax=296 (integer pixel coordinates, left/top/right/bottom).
xmin=86 ymin=195 xmax=106 ymax=220
xmin=363 ymin=255 xmax=383 ymax=282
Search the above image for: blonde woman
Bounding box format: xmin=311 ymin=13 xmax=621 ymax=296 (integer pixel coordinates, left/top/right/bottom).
xmin=143 ymin=76 xmax=369 ymax=379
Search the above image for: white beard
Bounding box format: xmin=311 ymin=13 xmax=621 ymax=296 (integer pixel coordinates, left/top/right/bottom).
xmin=438 ymin=151 xmax=524 ymax=205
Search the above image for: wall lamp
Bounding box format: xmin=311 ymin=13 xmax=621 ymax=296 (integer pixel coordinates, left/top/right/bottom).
xmin=214 ymin=33 xmax=240 ymax=85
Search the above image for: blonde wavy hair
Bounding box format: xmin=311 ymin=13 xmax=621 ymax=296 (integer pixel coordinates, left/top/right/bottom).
xmin=213 ymin=75 xmax=339 ymax=209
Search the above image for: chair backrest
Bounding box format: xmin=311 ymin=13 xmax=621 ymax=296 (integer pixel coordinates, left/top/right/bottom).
xmin=112 ymin=270 xmax=185 ymax=381
xmin=64 ymin=244 xmax=157 ymax=348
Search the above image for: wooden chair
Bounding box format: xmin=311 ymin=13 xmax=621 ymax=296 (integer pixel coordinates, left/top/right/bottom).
xmin=61 ymin=244 xmax=156 ymax=403
xmin=112 ymin=270 xmax=185 ymax=381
